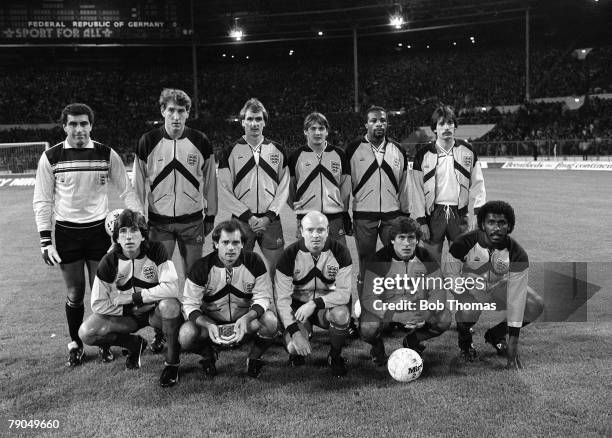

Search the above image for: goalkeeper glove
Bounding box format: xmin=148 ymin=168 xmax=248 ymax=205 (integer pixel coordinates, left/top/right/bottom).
xmin=41 ymin=245 xmax=62 ymax=266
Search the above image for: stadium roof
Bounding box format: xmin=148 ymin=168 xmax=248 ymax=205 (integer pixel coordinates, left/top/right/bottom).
xmin=192 ymin=0 xmax=610 ymax=48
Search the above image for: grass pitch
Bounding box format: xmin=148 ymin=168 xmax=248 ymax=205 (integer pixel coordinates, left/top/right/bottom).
xmin=1 ymin=169 xmax=611 ymax=437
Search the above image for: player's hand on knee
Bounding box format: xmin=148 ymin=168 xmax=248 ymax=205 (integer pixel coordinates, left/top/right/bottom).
xmin=41 ymin=245 xmax=61 ymax=266
xmin=419 ymin=224 xmax=430 ymax=242
xmin=291 ymin=332 xmax=311 ymax=356
xmin=505 ymin=335 xmax=523 ymax=370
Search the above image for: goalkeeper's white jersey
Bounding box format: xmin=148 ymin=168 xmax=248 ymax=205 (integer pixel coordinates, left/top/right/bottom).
xmin=33 ymin=139 xmax=141 ymax=231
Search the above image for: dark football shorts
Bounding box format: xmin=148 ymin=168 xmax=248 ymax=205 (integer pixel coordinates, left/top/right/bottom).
xmin=149 ymin=218 xmax=204 ymax=246
xmin=55 ymin=220 xmax=110 ymax=264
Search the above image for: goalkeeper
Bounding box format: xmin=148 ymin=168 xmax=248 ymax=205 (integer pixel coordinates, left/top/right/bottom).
xmin=443 ymin=200 xmax=544 ymax=369
xmin=33 ymin=103 xmax=142 ymax=368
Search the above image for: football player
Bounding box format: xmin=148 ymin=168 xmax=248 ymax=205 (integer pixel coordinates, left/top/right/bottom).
xmin=287 ymin=112 xmax=352 ymax=244
xmin=345 ymin=106 xmax=412 ymax=335
xmin=217 ymin=98 xmax=289 ymax=277
xmin=360 ymin=217 xmax=451 ymax=366
xmin=133 ymin=88 xmax=218 ymax=355
xmin=179 ymin=220 xmax=278 ymax=379
xmin=412 ymin=105 xmax=486 ymax=263
xmin=78 ymin=209 xmax=182 ymax=387
xmin=33 ymin=103 xmax=143 ymax=367
xmin=443 ymin=200 xmax=544 ymax=369
xmin=275 ymin=211 xmax=352 ymax=377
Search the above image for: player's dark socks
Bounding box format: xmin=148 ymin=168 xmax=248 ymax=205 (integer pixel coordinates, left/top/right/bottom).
xmin=487 ymin=321 xmax=508 ymax=340
xmin=329 ymin=325 xmax=348 ymax=355
xmin=65 ymin=300 xmax=84 ymax=347
xmin=161 ymin=316 xmax=181 ymax=365
xmin=456 ymin=321 xmax=475 ymax=348
xmin=114 ymin=333 xmax=141 ymax=350
xmin=248 ymin=335 xmax=273 ymax=360
xmin=199 ymin=338 xmax=216 ymax=360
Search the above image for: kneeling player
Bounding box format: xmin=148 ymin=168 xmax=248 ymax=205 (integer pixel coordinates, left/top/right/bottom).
xmin=179 ymin=220 xmax=278 ymax=379
xmin=443 ymin=200 xmax=544 ymax=369
xmin=79 ymin=210 xmax=182 ymax=387
xmin=360 ymin=217 xmax=451 ymax=366
xmin=275 ymin=211 xmax=353 ymax=377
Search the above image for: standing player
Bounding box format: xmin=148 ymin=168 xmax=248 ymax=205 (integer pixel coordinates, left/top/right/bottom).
xmin=33 ymin=103 xmax=142 ymax=367
xmin=133 ymin=88 xmax=217 ymax=353
xmin=360 ymin=217 xmax=451 ymax=366
xmin=217 ymin=98 xmax=289 ymax=275
xmin=443 ymin=201 xmax=544 ymax=368
xmin=412 ymin=105 xmax=486 ymax=263
xmin=287 ymin=112 xmax=352 ymax=244
xmin=179 ymin=220 xmax=278 ymax=378
xmin=275 ymin=212 xmax=352 ymax=377
xmin=78 ymin=210 xmax=182 ymax=387
xmin=345 ymin=105 xmax=412 ymax=331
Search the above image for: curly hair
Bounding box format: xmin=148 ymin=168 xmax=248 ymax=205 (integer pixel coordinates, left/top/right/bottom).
xmin=477 ymin=200 xmax=515 ymax=233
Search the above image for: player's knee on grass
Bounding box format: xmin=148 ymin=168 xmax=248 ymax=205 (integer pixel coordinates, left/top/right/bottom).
xmin=327 ymin=305 xmax=350 ymax=328
xmin=524 ymin=287 xmax=545 ymax=323
xmin=256 ymin=310 xmax=278 ymax=337
xmin=157 ymin=298 xmax=181 ymax=319
xmin=178 ymin=321 xmax=204 ymax=350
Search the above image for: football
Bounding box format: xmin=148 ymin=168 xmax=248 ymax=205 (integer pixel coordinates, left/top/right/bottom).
xmin=387 ymin=348 xmax=423 ymax=382
xmin=490 ymin=248 xmax=510 ymax=275
xmin=105 ymin=209 xmax=124 ymax=236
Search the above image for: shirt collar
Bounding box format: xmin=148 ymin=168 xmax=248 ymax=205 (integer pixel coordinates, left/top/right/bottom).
xmin=366 ymin=135 xmax=386 ymax=152
xmin=64 ymin=139 xmax=94 ymax=149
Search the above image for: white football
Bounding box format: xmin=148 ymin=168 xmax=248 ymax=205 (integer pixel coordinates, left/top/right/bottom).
xmin=490 ymin=248 xmax=510 ymax=275
xmin=104 ymin=209 xmax=123 ymax=236
xmin=387 ymin=348 xmax=423 ymax=382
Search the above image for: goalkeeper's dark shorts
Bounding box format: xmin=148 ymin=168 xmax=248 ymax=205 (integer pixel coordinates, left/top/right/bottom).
xmin=55 ymin=220 xmax=110 ymax=264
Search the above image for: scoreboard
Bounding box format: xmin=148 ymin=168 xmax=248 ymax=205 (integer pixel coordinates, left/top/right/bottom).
xmin=0 ymin=0 xmax=193 ymax=43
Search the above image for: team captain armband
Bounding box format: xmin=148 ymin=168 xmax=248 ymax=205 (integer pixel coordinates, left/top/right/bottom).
xmin=39 ymin=230 xmax=52 ymax=247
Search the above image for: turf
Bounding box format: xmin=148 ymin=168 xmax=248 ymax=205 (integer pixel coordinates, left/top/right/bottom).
xmin=1 ymin=169 xmax=611 ymax=437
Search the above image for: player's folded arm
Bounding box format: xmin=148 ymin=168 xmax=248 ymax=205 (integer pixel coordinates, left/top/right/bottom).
xmin=90 ymin=276 xmax=124 ymax=316
xmin=138 ymin=260 xmax=180 ymax=303
xmin=317 ymin=265 xmax=352 ymax=308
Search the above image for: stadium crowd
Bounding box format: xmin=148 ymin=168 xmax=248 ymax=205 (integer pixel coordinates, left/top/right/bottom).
xmin=0 ymin=43 xmax=610 ymax=160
